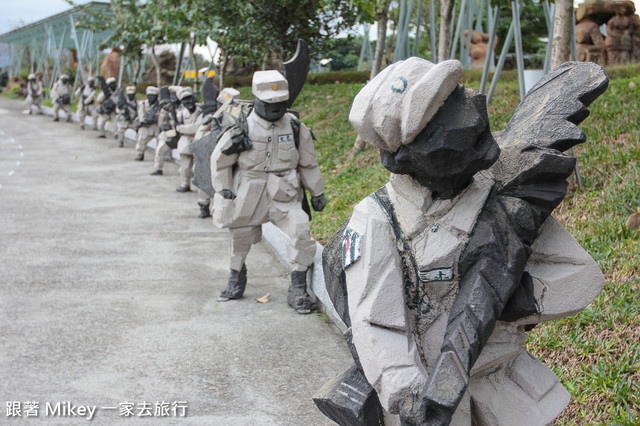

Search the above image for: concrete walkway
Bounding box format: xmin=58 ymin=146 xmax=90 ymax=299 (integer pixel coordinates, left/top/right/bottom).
xmin=0 ymin=98 xmax=351 ymax=425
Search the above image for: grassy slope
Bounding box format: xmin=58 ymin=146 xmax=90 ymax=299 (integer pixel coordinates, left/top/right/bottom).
xmin=277 ymin=65 xmax=638 ymax=424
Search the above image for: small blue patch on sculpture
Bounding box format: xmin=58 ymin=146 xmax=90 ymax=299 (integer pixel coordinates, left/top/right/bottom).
xmin=391 ymin=77 xmax=408 ymax=94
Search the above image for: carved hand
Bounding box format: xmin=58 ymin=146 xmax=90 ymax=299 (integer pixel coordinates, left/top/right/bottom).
xmin=221 ymin=128 xmax=252 ymax=155
xmin=311 ymin=193 xmax=326 ymax=212
xmin=220 ymin=189 xmax=236 ymax=200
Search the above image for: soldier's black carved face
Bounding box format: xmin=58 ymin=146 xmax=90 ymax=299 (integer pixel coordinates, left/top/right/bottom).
xmin=147 ymin=94 xmax=158 ymax=104
xmin=380 ymin=86 xmax=500 ymax=199
xmin=108 ymin=82 xmax=117 ymax=92
xmin=88 ymin=80 xmax=94 ymax=88
xmin=61 ymin=77 xmax=69 ymax=84
xmin=181 ymin=95 xmax=196 ymax=112
xmin=253 ymin=96 xmax=287 ymax=122
xmin=127 ymin=93 xmax=135 ymax=101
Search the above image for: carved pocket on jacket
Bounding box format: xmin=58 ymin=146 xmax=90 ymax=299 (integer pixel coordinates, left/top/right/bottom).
xmin=267 ymin=169 xmax=299 ymax=202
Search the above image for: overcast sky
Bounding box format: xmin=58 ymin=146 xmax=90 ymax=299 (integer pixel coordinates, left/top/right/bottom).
xmin=0 ymin=1 xmax=94 ymax=35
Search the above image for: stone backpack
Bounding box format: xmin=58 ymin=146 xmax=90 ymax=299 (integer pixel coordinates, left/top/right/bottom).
xmin=191 ymin=101 xmax=312 ymax=219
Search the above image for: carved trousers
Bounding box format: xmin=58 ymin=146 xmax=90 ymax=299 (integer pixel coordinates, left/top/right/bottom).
xmin=179 ymin=153 xmax=194 ymax=188
xmin=229 ymin=200 xmax=316 ymax=272
xmin=153 ymin=137 xmax=172 ymax=170
xmin=136 ymin=125 xmax=158 ymax=153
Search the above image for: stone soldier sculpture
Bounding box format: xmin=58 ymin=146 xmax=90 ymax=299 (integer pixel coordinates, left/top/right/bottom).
xmin=150 ymin=86 xmax=180 ymax=176
xmin=605 ymin=1 xmax=634 ymax=64
xmin=115 ymin=86 xmax=139 ymax=148
xmin=175 ymin=86 xmax=204 ymax=192
xmin=135 ymin=86 xmax=161 ymax=161
xmin=315 ymin=58 xmax=607 ymax=425
xmin=96 ymin=77 xmax=118 ymax=138
xmin=52 ymin=74 xmax=72 ymax=122
xmin=576 ymin=16 xmax=605 ymax=63
xmin=25 ymin=73 xmax=43 ymax=115
xmin=211 ymin=69 xmax=326 ymax=314
xmin=191 ymin=85 xmax=242 ymax=218
xmin=75 ymin=77 xmax=98 ymax=130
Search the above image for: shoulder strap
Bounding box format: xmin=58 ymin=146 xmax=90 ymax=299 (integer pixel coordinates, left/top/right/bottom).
xmin=290 ymin=116 xmax=301 ymax=148
xmin=369 ymin=187 xmax=421 ymax=311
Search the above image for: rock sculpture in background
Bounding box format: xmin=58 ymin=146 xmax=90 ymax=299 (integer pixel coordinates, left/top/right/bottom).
xmin=576 ymin=0 xmax=640 ymax=65
xmin=605 ymin=1 xmax=635 ymax=64
xmin=100 ymin=47 xmax=121 ymax=81
xmin=315 ymin=58 xmax=607 ymax=425
xmin=463 ymin=30 xmax=497 ymax=70
xmin=576 ymin=16 xmax=606 ymax=63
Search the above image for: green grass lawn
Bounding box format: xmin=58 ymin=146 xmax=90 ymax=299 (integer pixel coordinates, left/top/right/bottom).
xmin=286 ymin=65 xmax=638 ymax=424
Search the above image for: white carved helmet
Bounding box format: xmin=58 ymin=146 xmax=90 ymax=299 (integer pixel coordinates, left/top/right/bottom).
xmin=252 ymin=70 xmax=289 ymax=103
xmin=349 ymin=57 xmax=463 ymax=153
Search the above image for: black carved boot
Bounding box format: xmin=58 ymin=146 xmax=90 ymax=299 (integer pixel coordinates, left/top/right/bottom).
xmin=118 ymin=136 xmax=124 ymax=147
xmin=288 ymin=269 xmax=317 ymax=314
xmin=198 ymin=203 xmax=211 ymax=219
xmin=217 ymin=264 xmax=247 ymax=302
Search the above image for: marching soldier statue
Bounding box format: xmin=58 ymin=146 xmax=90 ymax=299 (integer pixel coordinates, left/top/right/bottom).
xmin=151 ymin=86 xmax=180 ymax=176
xmin=115 ymin=86 xmax=139 ymax=148
xmin=75 ymin=77 xmax=97 ymax=131
xmin=25 ymin=73 xmax=43 ymax=115
xmin=314 ymin=58 xmax=607 ymax=426
xmin=175 ymin=86 xmax=204 ymax=192
xmin=52 ymin=74 xmax=72 ymax=122
xmin=191 ymin=86 xmax=241 ymax=218
xmin=211 ymin=70 xmax=326 ymax=314
xmin=96 ymin=77 xmax=118 ymax=138
xmin=135 ymin=86 xmax=161 ymax=161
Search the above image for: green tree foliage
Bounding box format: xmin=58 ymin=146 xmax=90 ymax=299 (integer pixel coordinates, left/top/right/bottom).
xmin=205 ymin=0 xmax=367 ymax=63
xmin=321 ymin=36 xmax=365 ymax=71
xmin=73 ymin=0 xmax=369 ymax=73
xmin=496 ymin=1 xmax=547 ymax=54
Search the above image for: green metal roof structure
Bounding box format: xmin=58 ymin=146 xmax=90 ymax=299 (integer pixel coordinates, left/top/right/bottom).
xmin=0 ymin=2 xmax=114 ymax=48
xmin=0 ymin=1 xmax=115 ymax=91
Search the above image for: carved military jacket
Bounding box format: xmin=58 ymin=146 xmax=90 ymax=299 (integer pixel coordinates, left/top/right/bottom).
xmin=52 ymin=81 xmax=71 ymax=102
xmin=343 ymin=172 xmax=603 ymax=425
xmin=176 ymin=104 xmax=203 ymax=155
xmin=211 ymin=111 xmax=324 ymax=229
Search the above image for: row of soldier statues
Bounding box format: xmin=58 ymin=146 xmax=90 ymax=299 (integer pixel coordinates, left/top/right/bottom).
xmin=22 ymin=50 xmax=607 ymax=425
xmin=23 ymin=62 xmax=325 ymax=316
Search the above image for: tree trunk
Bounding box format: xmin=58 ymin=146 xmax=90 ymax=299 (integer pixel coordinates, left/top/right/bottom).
xmin=219 ymin=52 xmax=228 ymax=90
xmin=551 ymin=0 xmax=577 ymax=192
xmin=189 ymin=39 xmax=198 ymax=92
xmin=371 ymin=0 xmax=391 ymax=79
xmin=149 ymin=45 xmax=161 ymax=86
xmin=551 ymin=0 xmax=573 ymax=69
xmin=438 ymin=0 xmax=455 ymax=62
